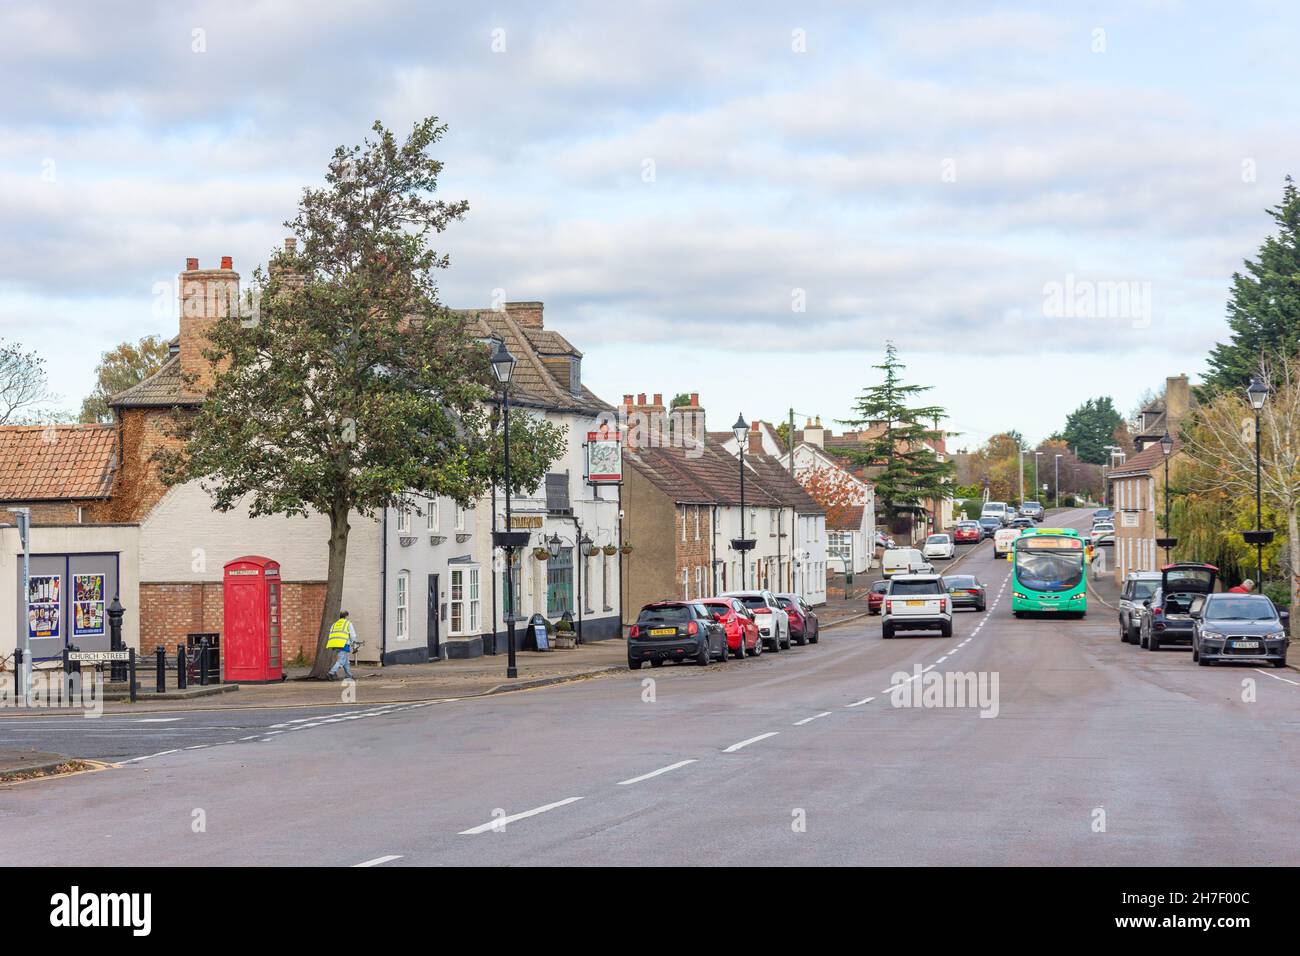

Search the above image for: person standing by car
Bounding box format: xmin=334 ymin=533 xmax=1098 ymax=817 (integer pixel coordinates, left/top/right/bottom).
xmin=1228 ymin=578 xmax=1256 ymax=594
xmin=326 ymin=611 xmax=357 ymax=680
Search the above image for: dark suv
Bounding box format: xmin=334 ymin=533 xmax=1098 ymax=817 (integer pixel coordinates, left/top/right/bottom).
xmin=1136 ymin=563 xmax=1217 ymax=651
xmin=628 ymin=602 xmax=727 ymax=669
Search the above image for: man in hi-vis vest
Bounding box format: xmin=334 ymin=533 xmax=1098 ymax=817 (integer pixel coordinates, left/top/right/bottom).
xmin=326 ymin=611 xmax=357 ymax=680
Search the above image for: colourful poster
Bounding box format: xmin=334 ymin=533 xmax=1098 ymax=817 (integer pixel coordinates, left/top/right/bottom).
xmin=27 ymin=574 xmax=61 ymax=639
xmin=73 ymin=574 xmax=106 ymax=637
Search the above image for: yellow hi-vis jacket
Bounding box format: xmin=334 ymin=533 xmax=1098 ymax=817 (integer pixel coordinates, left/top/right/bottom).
xmin=326 ymin=618 xmax=352 ymax=650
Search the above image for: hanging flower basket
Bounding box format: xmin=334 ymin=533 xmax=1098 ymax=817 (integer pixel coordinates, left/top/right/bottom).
xmin=620 ymin=544 xmax=634 ymax=555
xmin=602 ymin=544 xmax=618 ymax=556
xmin=532 ymin=547 xmax=551 ymax=561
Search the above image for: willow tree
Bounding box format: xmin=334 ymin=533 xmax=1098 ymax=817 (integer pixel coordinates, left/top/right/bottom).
xmin=160 ymin=118 xmax=565 ymax=677
xmin=1182 ymin=353 xmax=1300 ymax=609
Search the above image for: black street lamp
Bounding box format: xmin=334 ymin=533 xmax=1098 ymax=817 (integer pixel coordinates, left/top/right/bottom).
xmin=488 ymin=340 xmax=527 ymax=679
xmin=1244 ymin=377 xmax=1273 ymax=583
xmin=1156 ymin=431 xmax=1177 ymax=564
xmin=1054 ymin=453 xmax=1063 ymax=509
xmin=731 ymin=415 xmax=756 ymax=588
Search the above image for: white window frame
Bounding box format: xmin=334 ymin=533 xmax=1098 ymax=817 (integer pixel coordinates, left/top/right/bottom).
xmin=396 ymin=572 xmax=409 ymax=642
xmin=427 ymin=496 xmax=439 ymax=532
xmin=682 ymin=567 xmax=689 ymax=599
xmin=695 ymin=565 xmax=703 ymax=598
xmin=449 ymin=566 xmax=481 ymax=636
xmin=454 ymin=502 xmax=466 ymax=531
xmin=681 ymin=507 xmax=687 ymax=542
xmin=694 ymin=506 xmax=701 ymax=540
xmin=396 ymin=498 xmax=411 ymax=534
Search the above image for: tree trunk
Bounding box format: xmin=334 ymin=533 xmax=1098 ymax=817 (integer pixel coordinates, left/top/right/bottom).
xmin=1288 ymin=506 xmax=1299 ymax=631
xmin=308 ymin=498 xmax=352 ymax=679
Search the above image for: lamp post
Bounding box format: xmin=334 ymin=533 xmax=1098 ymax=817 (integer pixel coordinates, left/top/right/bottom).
xmin=488 ymin=340 xmax=523 ymax=679
xmin=1034 ymin=452 xmax=1041 ymax=504
xmin=1245 ymin=377 xmax=1272 ymax=583
xmin=8 ymin=507 xmax=31 ymax=705
xmin=1156 ymin=431 xmax=1177 ymax=564
xmin=1054 ymin=454 xmax=1063 ymax=510
xmin=732 ymin=415 xmax=755 ymax=588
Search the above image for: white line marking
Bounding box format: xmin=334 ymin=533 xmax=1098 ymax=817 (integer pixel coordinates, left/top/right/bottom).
xmin=136 ymin=717 xmax=183 ymax=723
xmin=1255 ymin=667 xmax=1300 ymax=685
xmin=794 ymin=711 xmax=832 ymax=726
xmin=724 ymin=732 xmax=779 ymax=753
xmin=239 ymin=735 xmax=260 ymax=741
xmin=184 ymin=745 xmax=207 ymax=750
xmin=459 ymin=797 xmax=584 ymax=835
xmin=846 ymin=696 xmax=875 ymax=708
xmin=353 ymin=855 xmax=402 ymax=867
xmin=936 ymin=656 xmax=948 ymax=663
xmin=617 ymin=759 xmax=697 ymax=785
xmin=121 ymin=749 xmax=179 ymax=763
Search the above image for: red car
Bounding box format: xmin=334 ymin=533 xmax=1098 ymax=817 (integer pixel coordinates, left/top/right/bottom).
xmin=776 ymin=593 xmax=819 ymax=645
xmin=953 ymin=521 xmax=981 ymax=544
xmin=868 ymin=579 xmax=889 ymax=615
xmin=700 ymin=597 xmax=762 ymax=659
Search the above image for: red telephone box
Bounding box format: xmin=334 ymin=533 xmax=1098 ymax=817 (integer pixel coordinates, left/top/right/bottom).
xmin=222 ymin=556 xmax=283 ymax=683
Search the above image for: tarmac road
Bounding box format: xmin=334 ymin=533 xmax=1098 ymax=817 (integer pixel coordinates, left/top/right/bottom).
xmin=4 ymin=508 xmax=1299 ymax=866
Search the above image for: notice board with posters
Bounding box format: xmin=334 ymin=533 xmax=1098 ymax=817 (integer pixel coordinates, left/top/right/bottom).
xmin=15 ymin=552 xmax=120 ymax=661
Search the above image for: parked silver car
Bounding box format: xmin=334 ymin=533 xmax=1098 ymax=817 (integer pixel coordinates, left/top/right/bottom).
xmin=1118 ymin=571 xmax=1161 ymax=643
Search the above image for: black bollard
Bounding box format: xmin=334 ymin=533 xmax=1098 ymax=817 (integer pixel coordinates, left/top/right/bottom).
xmin=198 ymin=637 xmax=209 ymax=686
xmin=176 ymin=644 xmax=187 ymax=690
xmin=156 ymin=645 xmax=166 ymax=694
xmin=108 ymin=596 xmax=125 ymax=682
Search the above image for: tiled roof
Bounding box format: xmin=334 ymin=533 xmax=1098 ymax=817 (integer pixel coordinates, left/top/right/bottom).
xmin=109 ymin=355 xmax=201 ymax=408
xmin=743 ymin=452 xmax=824 ymax=515
xmin=626 ymin=437 xmax=822 ymax=513
xmin=827 ymin=504 xmax=864 ymax=530
xmin=0 ymin=424 xmax=117 ymax=500
xmin=1108 ymin=438 xmax=1181 ymax=478
xmin=464 ymin=309 xmax=610 ymax=414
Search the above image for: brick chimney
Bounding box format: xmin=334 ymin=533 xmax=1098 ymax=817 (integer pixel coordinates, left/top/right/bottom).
xmin=669 ymin=392 xmax=705 ymax=450
xmin=747 ymin=419 xmax=763 ymax=456
xmin=179 ymin=256 xmax=238 ymax=394
xmin=505 ymin=301 xmax=544 ymax=329
xmin=1165 ymin=373 xmax=1190 ymax=435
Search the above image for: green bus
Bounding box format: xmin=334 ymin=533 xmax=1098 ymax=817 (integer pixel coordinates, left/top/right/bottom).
xmin=1011 ymin=527 xmax=1087 ymax=617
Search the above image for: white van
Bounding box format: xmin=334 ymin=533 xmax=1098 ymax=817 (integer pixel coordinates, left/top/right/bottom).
xmin=994 ymin=527 xmax=1020 ymax=557
xmin=981 ymin=501 xmax=1010 ymax=525
xmin=881 ymin=547 xmax=933 ymax=577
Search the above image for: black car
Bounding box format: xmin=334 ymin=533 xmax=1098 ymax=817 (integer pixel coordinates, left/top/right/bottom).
xmin=1136 ymin=563 xmax=1218 ymax=651
xmin=976 ymin=516 xmax=1001 ymax=539
xmin=1007 ymin=517 xmax=1034 ymax=530
xmin=628 ymin=601 xmax=728 ymax=669
xmin=942 ymin=574 xmax=987 ymax=611
xmin=1191 ymin=593 xmax=1290 ymax=667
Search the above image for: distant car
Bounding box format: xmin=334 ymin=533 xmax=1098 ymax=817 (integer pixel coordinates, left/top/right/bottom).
xmin=1136 ymin=563 xmax=1219 ymax=651
xmin=1118 ymin=571 xmax=1161 ymax=644
xmin=874 ymin=532 xmax=896 ymax=550
xmin=1020 ymin=501 xmax=1044 ymax=521
xmin=953 ymin=521 xmax=981 ymax=544
xmin=775 ymin=593 xmax=820 ymax=645
xmin=882 ymin=574 xmax=952 ymax=638
xmin=943 ymin=574 xmax=987 ymax=612
xmin=881 ymin=547 xmax=934 ymax=577
xmin=628 ymin=601 xmax=728 ymax=669
xmin=1191 ymin=593 xmax=1289 ymax=667
xmin=868 ymin=579 xmax=889 ymax=615
xmin=1092 ymin=521 xmax=1116 ymax=538
xmin=699 ymin=597 xmax=761 ymax=659
xmin=1093 ymin=508 xmax=1114 ymax=524
xmin=1008 ymin=517 xmax=1034 ymax=530
xmin=976 ymin=516 xmax=1002 ymax=539
xmin=722 ymin=589 xmax=790 ymax=651
xmin=923 ymin=533 xmax=956 ymax=561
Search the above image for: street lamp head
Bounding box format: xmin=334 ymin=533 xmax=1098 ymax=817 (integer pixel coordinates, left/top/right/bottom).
xmin=1159 ymin=431 xmax=1173 ymax=457
xmin=546 ymin=532 xmax=562 ymax=558
xmin=1247 ymin=376 xmax=1269 ymax=411
xmin=732 ymin=414 xmax=748 ymax=447
xmin=579 ymin=531 xmax=593 ymax=547
xmin=489 ymin=339 xmax=517 ymax=385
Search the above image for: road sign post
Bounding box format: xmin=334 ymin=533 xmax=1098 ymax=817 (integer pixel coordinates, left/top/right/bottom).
xmin=9 ymin=508 xmax=31 ymax=706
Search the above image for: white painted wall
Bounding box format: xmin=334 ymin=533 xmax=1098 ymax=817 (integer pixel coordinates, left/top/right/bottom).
xmin=138 ymin=481 xmax=383 ymax=661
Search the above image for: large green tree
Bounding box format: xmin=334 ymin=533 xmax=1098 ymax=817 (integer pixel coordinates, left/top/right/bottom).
xmin=839 ymin=343 xmax=954 ymax=526
xmin=80 ymin=335 xmax=171 ymax=423
xmin=1202 ymin=176 xmax=1300 ymax=395
xmin=1061 ymin=396 xmax=1122 ymax=464
xmin=160 ymin=118 xmax=565 ymax=677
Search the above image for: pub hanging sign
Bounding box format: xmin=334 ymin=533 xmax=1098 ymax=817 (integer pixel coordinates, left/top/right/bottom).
xmin=585 ymin=428 xmax=623 ymax=485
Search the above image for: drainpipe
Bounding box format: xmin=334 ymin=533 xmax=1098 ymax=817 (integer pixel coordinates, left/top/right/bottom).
xmin=380 ymin=507 xmax=388 ymax=665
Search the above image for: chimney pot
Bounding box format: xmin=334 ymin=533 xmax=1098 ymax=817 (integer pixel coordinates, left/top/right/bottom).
xmin=690 ymin=392 xmax=699 ymax=406
xmin=623 ymin=394 xmax=633 ymax=406
xmin=284 ymin=237 xmax=297 ymax=253
xmin=220 ymin=255 xmax=233 ymax=270
xmin=653 ymin=393 xmax=662 ymax=406
xmin=186 ymin=257 xmax=199 ymax=271
xmin=637 ymin=393 xmax=646 ymax=406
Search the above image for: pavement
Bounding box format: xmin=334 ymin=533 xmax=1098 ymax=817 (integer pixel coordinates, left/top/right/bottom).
xmin=6 ymin=507 xmax=1298 ymax=865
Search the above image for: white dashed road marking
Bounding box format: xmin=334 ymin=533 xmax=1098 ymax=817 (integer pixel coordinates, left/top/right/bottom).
xmin=617 ymin=760 xmax=696 ymax=786
xmin=794 ymin=711 xmax=832 ymax=726
xmin=354 ymin=855 xmax=402 ymax=867
xmin=846 ymin=696 xmax=875 ymax=708
xmin=724 ymin=732 xmax=779 ymax=753
xmin=460 ymin=797 xmax=584 ymax=835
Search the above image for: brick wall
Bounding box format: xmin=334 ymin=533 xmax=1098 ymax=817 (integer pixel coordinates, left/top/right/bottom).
xmin=96 ymin=407 xmax=191 ymax=522
xmin=675 ymin=503 xmax=713 ymax=599
xmin=0 ymin=500 xmax=90 ymax=524
xmin=140 ymin=580 xmax=327 ymax=665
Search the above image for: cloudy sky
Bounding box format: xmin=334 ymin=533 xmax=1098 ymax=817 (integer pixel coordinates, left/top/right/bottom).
xmin=3 ymin=0 xmax=1297 ymax=445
